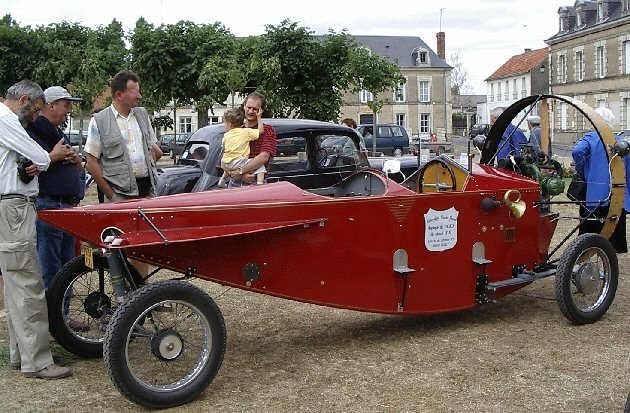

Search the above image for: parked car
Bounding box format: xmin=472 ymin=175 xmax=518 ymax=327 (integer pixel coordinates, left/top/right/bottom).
xmin=469 ymin=123 xmax=490 ymax=138
xmin=159 ymin=133 xmax=191 ymax=157
xmin=66 ymin=131 xmax=86 ymax=152
xmin=156 ymin=119 xmax=370 ymax=195
xmin=276 ymin=136 xmax=307 ymax=156
xmin=357 ymin=124 xmax=410 ymax=156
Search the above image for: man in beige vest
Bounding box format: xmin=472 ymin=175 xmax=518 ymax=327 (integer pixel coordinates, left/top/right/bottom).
xmin=84 ymin=70 xmax=162 ymax=288
xmin=85 ymin=70 xmax=162 ymax=200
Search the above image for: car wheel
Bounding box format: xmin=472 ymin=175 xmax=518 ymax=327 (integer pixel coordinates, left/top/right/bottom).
xmin=104 ymin=280 xmax=226 ymax=408
xmin=555 ymin=233 xmax=618 ymax=325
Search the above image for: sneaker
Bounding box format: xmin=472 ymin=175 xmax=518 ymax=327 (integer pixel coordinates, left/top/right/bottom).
xmin=67 ymin=318 xmax=90 ymax=332
xmin=23 ymin=364 xmax=72 ymax=379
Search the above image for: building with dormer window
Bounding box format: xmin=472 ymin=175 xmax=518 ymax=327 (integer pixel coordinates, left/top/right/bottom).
xmin=339 ymin=34 xmax=452 ymax=139
xmin=546 ymin=0 xmax=630 ymax=144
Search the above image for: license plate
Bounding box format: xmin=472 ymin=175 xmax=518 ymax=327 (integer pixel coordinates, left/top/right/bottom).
xmin=81 ymin=244 xmax=94 ymax=269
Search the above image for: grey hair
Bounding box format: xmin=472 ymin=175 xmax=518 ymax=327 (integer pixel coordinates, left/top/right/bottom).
xmin=594 ymin=106 xmax=615 ymax=128
xmin=5 ymin=80 xmax=44 ymax=103
xmin=490 ymin=107 xmax=506 ymax=120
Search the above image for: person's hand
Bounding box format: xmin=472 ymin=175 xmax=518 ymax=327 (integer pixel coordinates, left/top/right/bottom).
xmin=50 ymin=139 xmax=75 ymax=163
xmin=240 ymin=172 xmax=256 ymax=184
xmin=257 ymin=108 xmax=263 ymax=121
xmin=25 ymin=163 xmax=39 ymax=177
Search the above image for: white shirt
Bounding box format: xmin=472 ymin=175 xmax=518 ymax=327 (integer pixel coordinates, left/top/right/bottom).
xmin=0 ymin=102 xmax=51 ymax=196
xmin=85 ymin=106 xmax=156 ymax=178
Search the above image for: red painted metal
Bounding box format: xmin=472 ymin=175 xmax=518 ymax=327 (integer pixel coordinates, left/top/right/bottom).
xmin=39 ymin=167 xmax=552 ymax=316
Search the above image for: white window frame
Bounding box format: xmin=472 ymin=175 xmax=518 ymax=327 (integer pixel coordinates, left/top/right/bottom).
xmin=419 ymin=113 xmax=431 ymax=133
xmin=575 ymin=50 xmax=584 ymax=81
xmin=418 ymin=80 xmax=431 ymax=103
xmin=512 ymin=79 xmax=518 ymax=99
xmin=596 ymin=45 xmax=606 ymax=78
xmin=395 ymin=113 xmax=406 ymax=129
xmin=179 ymin=116 xmax=192 ymax=133
xmin=360 ymin=89 xmax=373 ymax=103
xmin=497 ymin=83 xmax=502 ymax=102
xmin=558 ymin=53 xmax=567 ymax=83
xmin=393 ymin=81 xmax=406 ymax=103
xmin=504 ymin=80 xmax=509 ymax=101
xmin=490 ymin=84 xmax=494 ymax=102
xmin=624 ymin=41 xmax=630 ymax=75
xmin=560 ymin=103 xmax=568 ymax=131
xmin=521 ymin=77 xmax=526 ymax=98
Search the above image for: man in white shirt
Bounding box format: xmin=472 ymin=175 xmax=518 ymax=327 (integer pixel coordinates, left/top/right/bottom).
xmin=0 ymin=80 xmax=74 ymax=379
xmin=84 ymin=71 xmax=162 ymax=292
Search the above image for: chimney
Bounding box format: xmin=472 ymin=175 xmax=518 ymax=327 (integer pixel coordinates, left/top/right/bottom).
xmin=436 ymin=31 xmax=445 ymax=60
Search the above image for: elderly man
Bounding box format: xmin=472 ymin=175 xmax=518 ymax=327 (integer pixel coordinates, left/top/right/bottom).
xmin=27 ymin=86 xmax=84 ymax=291
xmin=0 ymin=80 xmax=74 ymax=379
xmin=526 ymin=115 xmax=542 ymax=157
xmin=489 ymin=106 xmax=528 ymax=162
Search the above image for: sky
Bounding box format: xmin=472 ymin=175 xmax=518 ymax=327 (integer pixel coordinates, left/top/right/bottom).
xmin=4 ymin=0 xmax=571 ymax=94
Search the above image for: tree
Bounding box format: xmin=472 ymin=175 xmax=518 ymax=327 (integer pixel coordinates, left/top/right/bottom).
xmin=449 ymin=50 xmax=470 ymax=96
xmin=0 ymin=15 xmax=44 ymax=92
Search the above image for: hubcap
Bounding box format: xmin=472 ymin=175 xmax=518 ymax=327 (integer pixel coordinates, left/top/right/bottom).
xmin=83 ymin=292 xmax=112 ymax=318
xmin=151 ymin=329 xmax=184 ymax=361
xmin=574 ymin=262 xmax=600 ymax=295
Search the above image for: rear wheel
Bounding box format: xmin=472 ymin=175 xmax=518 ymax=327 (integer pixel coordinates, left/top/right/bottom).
xmin=104 ymin=280 xmax=226 ymax=409
xmin=47 ymin=254 xmax=140 ymax=358
xmin=555 ymin=233 xmax=618 ymax=324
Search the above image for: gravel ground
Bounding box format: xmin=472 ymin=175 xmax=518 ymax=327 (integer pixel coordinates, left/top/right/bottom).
xmin=0 ymin=159 xmax=628 ymax=412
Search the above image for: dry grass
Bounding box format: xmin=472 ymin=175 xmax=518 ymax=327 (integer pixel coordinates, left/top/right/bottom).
xmin=0 ymin=161 xmax=628 ymax=412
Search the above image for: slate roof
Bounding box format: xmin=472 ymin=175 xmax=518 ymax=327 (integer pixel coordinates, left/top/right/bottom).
xmin=485 ymin=48 xmax=548 ymax=81
xmin=352 ymin=35 xmax=451 ymax=69
xmin=546 ymin=1 xmax=630 ymax=43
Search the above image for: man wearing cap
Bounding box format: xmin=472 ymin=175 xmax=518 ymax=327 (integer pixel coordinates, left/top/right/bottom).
xmin=526 ymin=115 xmax=542 ymax=157
xmin=27 ymin=86 xmax=85 ymax=294
xmin=0 ymin=80 xmax=74 ymax=379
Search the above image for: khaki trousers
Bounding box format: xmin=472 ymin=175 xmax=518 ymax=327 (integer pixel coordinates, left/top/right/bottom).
xmin=0 ymin=198 xmax=53 ymax=372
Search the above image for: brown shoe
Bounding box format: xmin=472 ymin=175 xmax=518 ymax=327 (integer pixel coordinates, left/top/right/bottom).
xmin=24 ymin=364 xmax=72 ymax=379
xmin=67 ymin=318 xmax=89 ymax=332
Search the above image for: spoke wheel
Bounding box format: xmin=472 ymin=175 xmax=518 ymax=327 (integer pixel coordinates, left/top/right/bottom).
xmin=104 ymin=280 xmax=226 ymax=409
xmin=47 ymin=254 xmax=141 ymax=358
xmin=555 ymin=233 xmax=618 ymax=324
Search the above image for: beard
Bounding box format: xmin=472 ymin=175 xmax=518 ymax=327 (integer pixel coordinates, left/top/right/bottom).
xmin=17 ymin=102 xmax=37 ymax=128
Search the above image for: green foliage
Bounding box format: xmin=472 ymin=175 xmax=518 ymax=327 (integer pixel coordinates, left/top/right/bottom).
xmin=0 ymin=16 xmax=44 ymax=92
xmin=151 ymin=114 xmax=174 ymax=131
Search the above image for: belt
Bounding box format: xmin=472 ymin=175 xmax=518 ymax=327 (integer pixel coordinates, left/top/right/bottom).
xmin=0 ymin=193 xmax=37 ymax=203
xmin=38 ymin=193 xmax=81 ymax=206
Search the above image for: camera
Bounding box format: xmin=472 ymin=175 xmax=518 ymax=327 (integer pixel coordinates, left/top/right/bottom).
xmin=16 ymin=155 xmax=34 ymax=184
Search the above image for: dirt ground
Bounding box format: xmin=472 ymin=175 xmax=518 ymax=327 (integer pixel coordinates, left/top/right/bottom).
xmin=0 ymin=158 xmax=629 ymax=412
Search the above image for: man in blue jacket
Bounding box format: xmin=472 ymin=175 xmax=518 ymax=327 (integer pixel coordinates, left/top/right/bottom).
xmin=490 ymin=106 xmax=528 ymax=162
xmin=572 ymin=106 xmax=629 ymax=253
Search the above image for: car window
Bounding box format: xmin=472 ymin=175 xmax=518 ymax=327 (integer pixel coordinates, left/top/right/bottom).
xmin=377 ymin=126 xmax=392 ymax=138
xmin=391 ymin=126 xmax=404 ymax=137
xmin=180 ymin=143 xmax=209 ymax=161
xmin=268 ymin=135 xmax=309 ymax=173
xmin=317 ymin=134 xmax=361 ymax=168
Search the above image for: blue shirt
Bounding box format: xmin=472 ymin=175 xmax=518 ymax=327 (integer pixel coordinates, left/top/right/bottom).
xmin=572 ymin=131 xmax=610 ymax=210
xmin=497 ymin=124 xmax=528 ymax=160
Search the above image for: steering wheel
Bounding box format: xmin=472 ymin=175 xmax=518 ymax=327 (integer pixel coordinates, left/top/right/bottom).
xmin=317 ymin=147 xmax=339 ymax=167
xmin=417 ymin=158 xmax=457 ymax=193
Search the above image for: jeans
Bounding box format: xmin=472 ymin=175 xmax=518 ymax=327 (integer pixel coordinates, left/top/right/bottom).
xmin=35 ymin=197 xmax=76 ymax=290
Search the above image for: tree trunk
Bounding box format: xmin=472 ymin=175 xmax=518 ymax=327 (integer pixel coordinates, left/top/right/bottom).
xmin=198 ymin=108 xmax=209 ymax=128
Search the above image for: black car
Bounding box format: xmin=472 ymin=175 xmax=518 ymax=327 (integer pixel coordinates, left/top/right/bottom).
xmin=158 ymin=133 xmax=191 ymax=156
xmin=156 ymin=119 xmax=371 ymax=195
xmin=469 ymin=123 xmax=490 ymax=138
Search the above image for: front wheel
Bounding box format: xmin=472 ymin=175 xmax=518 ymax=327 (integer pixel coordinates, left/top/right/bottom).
xmin=555 ymin=233 xmax=618 ymax=324
xmin=104 ymin=280 xmax=226 ymax=409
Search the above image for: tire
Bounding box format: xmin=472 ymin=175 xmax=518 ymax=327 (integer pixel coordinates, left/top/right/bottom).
xmin=47 ymin=254 xmax=141 ymax=358
xmin=104 ymin=280 xmax=226 ymax=409
xmin=555 ymin=233 xmax=618 ymax=325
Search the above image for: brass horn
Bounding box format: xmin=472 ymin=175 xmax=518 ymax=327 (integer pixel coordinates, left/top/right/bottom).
xmin=503 ymin=189 xmax=526 ymax=219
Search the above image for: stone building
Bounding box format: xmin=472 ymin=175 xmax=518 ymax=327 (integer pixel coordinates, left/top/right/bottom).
xmin=339 ymin=34 xmax=453 ymax=140
xmin=545 ymin=0 xmax=630 ymax=144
